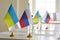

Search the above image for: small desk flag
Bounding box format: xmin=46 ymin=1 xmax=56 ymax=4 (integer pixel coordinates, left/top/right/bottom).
xmin=44 ymin=12 xmax=51 ymax=24
xmin=33 ymin=11 xmax=41 ymax=24
xmin=19 ymin=11 xmax=29 ymax=28
xmin=4 ymin=4 xmax=18 ymax=30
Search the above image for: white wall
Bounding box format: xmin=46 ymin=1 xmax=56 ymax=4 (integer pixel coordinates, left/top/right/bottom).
xmin=0 ymin=0 xmax=28 ymax=32
xmin=56 ymin=0 xmax=60 ymax=20
xmin=17 ymin=0 xmax=28 ymax=19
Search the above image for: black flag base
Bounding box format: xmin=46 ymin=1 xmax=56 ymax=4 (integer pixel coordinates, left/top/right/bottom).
xmin=27 ymin=33 xmax=32 ymax=38
xmin=10 ymin=32 xmax=14 ymax=37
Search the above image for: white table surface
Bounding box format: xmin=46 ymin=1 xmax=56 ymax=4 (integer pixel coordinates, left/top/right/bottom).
xmin=0 ymin=32 xmax=31 ymax=39
xmin=0 ymin=32 xmax=58 ymax=40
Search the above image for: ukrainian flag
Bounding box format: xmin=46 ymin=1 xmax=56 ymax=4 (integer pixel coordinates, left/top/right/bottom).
xmin=4 ymin=4 xmax=18 ymax=28
xmin=33 ymin=11 xmax=41 ymax=24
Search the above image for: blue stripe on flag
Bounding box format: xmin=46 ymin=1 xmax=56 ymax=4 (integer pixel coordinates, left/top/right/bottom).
xmin=22 ymin=11 xmax=29 ymax=26
xmin=8 ymin=4 xmax=18 ymax=24
xmin=44 ymin=14 xmax=48 ymax=22
xmin=36 ymin=11 xmax=41 ymax=18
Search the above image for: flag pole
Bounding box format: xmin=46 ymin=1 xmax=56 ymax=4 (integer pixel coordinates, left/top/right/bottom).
xmin=27 ymin=3 xmax=32 ymax=38
xmin=27 ymin=25 xmax=32 ymax=38
xmin=10 ymin=32 xmax=14 ymax=37
xmin=9 ymin=0 xmax=15 ymax=37
xmin=27 ymin=13 xmax=32 ymax=39
xmin=40 ymin=18 xmax=42 ymax=33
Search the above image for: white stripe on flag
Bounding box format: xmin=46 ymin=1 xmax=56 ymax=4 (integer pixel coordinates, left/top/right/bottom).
xmin=16 ymin=22 xmax=21 ymax=28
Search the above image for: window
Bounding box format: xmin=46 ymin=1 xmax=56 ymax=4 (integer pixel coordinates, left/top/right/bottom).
xmin=36 ymin=0 xmax=56 ymax=17
xmin=29 ymin=0 xmax=57 ymax=40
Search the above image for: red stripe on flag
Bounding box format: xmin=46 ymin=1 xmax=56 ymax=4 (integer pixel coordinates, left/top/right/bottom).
xmin=19 ymin=18 xmax=25 ymax=28
xmin=46 ymin=16 xmax=50 ymax=24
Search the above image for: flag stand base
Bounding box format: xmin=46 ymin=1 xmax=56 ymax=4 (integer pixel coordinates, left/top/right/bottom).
xmin=27 ymin=33 xmax=32 ymax=38
xmin=10 ymin=32 xmax=14 ymax=37
xmin=46 ymin=27 xmax=48 ymax=30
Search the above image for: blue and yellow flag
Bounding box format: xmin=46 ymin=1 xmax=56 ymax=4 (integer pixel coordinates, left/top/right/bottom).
xmin=33 ymin=11 xmax=41 ymax=24
xmin=4 ymin=4 xmax=18 ymax=28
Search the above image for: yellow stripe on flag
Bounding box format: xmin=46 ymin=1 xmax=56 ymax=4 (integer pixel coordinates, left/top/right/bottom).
xmin=33 ymin=15 xmax=39 ymax=24
xmin=4 ymin=12 xmax=14 ymax=28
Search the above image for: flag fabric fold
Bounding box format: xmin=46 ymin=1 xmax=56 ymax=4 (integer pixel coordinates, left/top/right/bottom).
xmin=4 ymin=4 xmax=18 ymax=30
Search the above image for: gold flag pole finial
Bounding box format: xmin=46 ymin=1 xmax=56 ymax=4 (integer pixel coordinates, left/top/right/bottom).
xmin=9 ymin=0 xmax=14 ymax=38
xmin=27 ymin=6 xmax=32 ymax=38
xmin=27 ymin=26 xmax=32 ymax=38
xmin=10 ymin=0 xmax=13 ymax=4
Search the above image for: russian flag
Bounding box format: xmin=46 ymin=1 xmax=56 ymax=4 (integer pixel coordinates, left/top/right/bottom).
xmin=44 ymin=13 xmax=51 ymax=24
xmin=19 ymin=11 xmax=29 ymax=28
xmin=53 ymin=13 xmax=57 ymax=21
